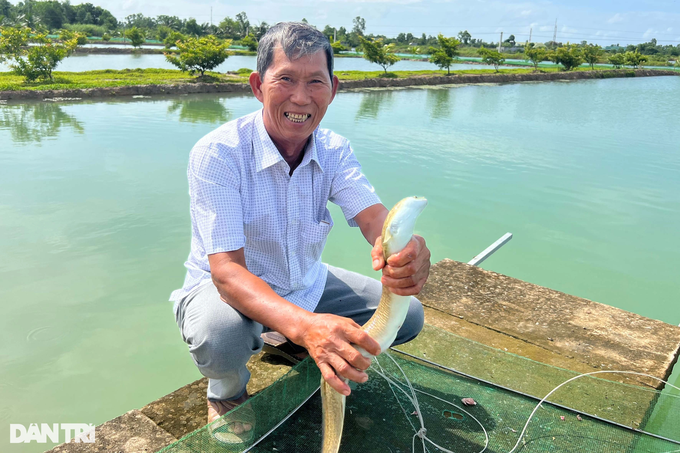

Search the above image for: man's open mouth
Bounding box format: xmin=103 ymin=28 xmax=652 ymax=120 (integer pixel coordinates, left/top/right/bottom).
xmin=284 ymin=112 xmax=311 ymax=123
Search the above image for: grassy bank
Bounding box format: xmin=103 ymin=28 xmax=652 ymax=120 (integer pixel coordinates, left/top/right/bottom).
xmin=0 ymin=66 xmax=677 ymax=93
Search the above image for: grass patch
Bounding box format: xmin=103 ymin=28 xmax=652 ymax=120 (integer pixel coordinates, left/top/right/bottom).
xmin=0 ymin=68 xmax=249 ymax=91
xmin=0 ymin=66 xmax=674 ymax=92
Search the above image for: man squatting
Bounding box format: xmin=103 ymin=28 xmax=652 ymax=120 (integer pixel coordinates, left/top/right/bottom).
xmin=170 ymin=21 xmax=431 ymax=439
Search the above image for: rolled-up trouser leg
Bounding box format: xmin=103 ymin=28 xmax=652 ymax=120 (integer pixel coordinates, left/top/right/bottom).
xmin=174 ymin=282 xmax=264 ymax=401
xmin=315 ymin=265 xmax=424 ymax=345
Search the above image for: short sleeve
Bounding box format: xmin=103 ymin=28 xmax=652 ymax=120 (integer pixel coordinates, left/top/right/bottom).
xmin=188 ymin=143 xmax=246 ymax=254
xmin=329 ymin=142 xmax=381 ymax=227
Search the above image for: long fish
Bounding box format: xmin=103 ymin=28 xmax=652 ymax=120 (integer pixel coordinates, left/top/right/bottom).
xmin=321 ymin=196 xmax=428 ymax=453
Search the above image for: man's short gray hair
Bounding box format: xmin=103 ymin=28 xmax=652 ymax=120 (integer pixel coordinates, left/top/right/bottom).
xmin=257 ymin=22 xmax=334 ymax=83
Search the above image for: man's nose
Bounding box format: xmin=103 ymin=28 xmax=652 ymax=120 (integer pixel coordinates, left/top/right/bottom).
xmin=289 ymin=82 xmax=312 ymax=105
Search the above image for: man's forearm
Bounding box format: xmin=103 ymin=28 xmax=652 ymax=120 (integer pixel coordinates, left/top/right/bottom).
xmin=209 ymin=256 xmax=313 ymax=344
xmin=356 ymin=203 xmax=389 ymax=246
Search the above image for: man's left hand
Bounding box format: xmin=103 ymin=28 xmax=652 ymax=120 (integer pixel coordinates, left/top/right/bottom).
xmin=371 ymin=235 xmax=431 ymax=296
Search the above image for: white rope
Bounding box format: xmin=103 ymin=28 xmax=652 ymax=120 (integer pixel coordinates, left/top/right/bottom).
xmin=506 ymin=370 xmax=680 ymax=453
xmin=370 ymin=352 xmax=680 ymax=453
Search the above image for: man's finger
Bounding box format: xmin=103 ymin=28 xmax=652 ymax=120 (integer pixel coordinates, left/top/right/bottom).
xmin=319 ymin=362 xmax=351 ymax=396
xmin=371 ymin=237 xmax=384 ymax=270
xmin=338 ymin=342 xmax=372 ymax=371
xmin=387 ymin=236 xmax=426 ymax=267
xmin=382 ymin=274 xmax=417 ymax=289
xmin=329 ymin=354 xmax=369 ymax=384
xmin=346 ymin=328 xmax=381 ymax=357
xmin=382 ymin=262 xmax=418 ymax=279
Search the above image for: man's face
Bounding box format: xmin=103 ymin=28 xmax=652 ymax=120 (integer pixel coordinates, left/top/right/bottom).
xmin=250 ymin=46 xmax=339 ymax=152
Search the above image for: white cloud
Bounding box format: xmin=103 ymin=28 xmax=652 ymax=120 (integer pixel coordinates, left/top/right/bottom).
xmin=519 ymin=9 xmax=532 ymax=16
xmin=607 ymin=13 xmax=624 ymax=24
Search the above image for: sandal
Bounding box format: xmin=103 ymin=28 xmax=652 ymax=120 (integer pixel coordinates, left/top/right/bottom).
xmin=261 ymin=331 xmax=308 ymax=364
xmin=208 ymin=393 xmax=256 ymax=445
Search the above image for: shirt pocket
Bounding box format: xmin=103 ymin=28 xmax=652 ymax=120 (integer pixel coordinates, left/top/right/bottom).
xmin=301 ymin=208 xmax=334 ymax=262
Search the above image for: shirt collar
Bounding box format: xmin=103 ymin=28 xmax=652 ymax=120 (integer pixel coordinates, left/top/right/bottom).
xmin=253 ymin=109 xmax=323 ymax=173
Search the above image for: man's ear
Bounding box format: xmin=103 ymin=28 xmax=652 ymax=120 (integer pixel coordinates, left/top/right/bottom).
xmin=330 ymin=75 xmax=340 ymax=103
xmin=249 ymin=71 xmax=265 ymax=102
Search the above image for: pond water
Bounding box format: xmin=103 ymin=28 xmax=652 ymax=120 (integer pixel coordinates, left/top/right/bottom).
xmin=1 ymin=76 xmax=678 ymax=452
xmin=0 ymin=53 xmax=495 ymax=73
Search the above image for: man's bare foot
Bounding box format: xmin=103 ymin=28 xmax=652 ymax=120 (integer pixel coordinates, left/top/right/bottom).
xmin=207 ymin=392 xmax=254 ymax=441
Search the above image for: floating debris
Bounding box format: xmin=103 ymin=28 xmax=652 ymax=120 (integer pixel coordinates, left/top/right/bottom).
xmin=461 ymin=398 xmax=477 ymax=406
xmin=132 ymin=95 xmax=151 ymax=98
xmin=577 ymin=415 xmax=582 ymax=421
xmin=43 ymin=97 xmax=82 ymax=102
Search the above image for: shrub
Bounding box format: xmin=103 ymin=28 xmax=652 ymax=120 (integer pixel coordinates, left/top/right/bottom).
xmin=608 ymin=53 xmax=625 ymax=69
xmin=428 ymin=34 xmax=460 ymax=74
xmin=478 ymin=47 xmax=505 ymax=72
xmin=125 ymin=26 xmax=145 ymax=48
xmin=240 ymin=34 xmax=257 ymax=51
xmin=331 ymin=40 xmax=345 ymax=55
xmin=624 ymin=50 xmax=647 ymax=69
xmin=0 ymin=26 xmax=79 ymax=82
xmin=359 ymin=36 xmax=399 ymax=73
xmin=552 ymin=44 xmax=583 ymax=71
xmin=165 ymin=36 xmax=232 ymax=76
xmin=164 ymin=31 xmax=186 ymax=49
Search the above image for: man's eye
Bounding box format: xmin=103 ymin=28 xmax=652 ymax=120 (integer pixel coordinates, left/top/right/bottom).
xmin=281 ymin=76 xmax=292 ymax=82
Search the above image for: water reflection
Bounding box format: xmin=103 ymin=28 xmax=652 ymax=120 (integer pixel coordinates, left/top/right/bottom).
xmin=355 ymin=90 xmax=394 ymax=120
xmin=0 ymin=103 xmax=84 ymax=144
xmin=167 ymin=98 xmax=232 ymax=124
xmin=426 ymin=88 xmax=452 ymax=120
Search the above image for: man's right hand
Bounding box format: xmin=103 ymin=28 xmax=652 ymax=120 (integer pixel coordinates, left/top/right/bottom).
xmin=294 ymin=314 xmax=381 ymax=396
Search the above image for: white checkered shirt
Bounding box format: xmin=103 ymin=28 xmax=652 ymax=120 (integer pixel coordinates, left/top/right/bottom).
xmin=170 ymin=110 xmax=381 ymax=312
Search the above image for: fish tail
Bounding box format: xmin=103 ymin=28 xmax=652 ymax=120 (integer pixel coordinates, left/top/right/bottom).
xmin=320 ymin=377 xmax=346 ymax=453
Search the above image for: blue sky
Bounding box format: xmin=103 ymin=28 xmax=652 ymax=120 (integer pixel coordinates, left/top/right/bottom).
xmin=23 ymin=0 xmax=680 ymax=45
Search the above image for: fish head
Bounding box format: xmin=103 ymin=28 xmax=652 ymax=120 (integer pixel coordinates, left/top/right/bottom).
xmin=382 ymin=196 xmax=428 ymax=256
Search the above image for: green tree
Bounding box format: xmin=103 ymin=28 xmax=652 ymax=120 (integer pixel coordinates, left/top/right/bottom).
xmin=59 ymin=29 xmax=87 ymax=45
xmin=240 ymin=34 xmax=257 ymax=51
xmin=504 ymin=34 xmax=516 ymax=46
xmin=359 ymin=36 xmax=399 ymax=74
xmin=32 ymin=0 xmax=64 ymax=30
xmin=552 ymin=44 xmax=583 ymax=71
xmin=331 ymin=40 xmax=345 ymax=54
xmin=524 ymin=43 xmax=548 ymax=70
xmin=457 ymin=30 xmax=471 ymax=45
xmin=624 ymin=50 xmax=647 ymax=68
xmin=429 ymin=33 xmax=460 ymax=74
xmin=478 ymin=46 xmax=505 ymax=72
xmin=165 ymin=36 xmax=231 ymax=76
xmin=235 ymin=11 xmax=249 ymax=37
xmin=102 ymin=32 xmax=111 ymax=42
xmin=125 ymin=26 xmax=145 ymax=48
xmin=156 ymin=25 xmax=173 ymax=41
xmin=581 ymin=44 xmax=603 ymax=69
xmin=608 ymin=53 xmax=625 ymax=69
xmin=164 ymin=31 xmax=186 ymax=49
xmin=183 ymin=18 xmax=203 ymax=37
xmin=352 ymin=16 xmax=365 ymax=35
xmin=0 ymin=26 xmax=78 ymax=81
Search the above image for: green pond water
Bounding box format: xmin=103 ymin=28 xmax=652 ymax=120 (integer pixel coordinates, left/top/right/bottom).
xmin=1 ymin=76 xmax=679 ymax=452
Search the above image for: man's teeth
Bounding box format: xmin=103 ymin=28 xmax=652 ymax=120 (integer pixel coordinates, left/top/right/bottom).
xmin=285 ymin=113 xmax=310 ymax=123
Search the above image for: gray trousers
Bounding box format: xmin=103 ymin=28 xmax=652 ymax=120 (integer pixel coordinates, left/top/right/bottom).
xmin=173 ymin=265 xmax=424 ymax=401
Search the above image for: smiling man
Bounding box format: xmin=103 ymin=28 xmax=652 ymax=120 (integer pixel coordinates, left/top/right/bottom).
xmin=170 ymin=22 xmax=430 ymax=442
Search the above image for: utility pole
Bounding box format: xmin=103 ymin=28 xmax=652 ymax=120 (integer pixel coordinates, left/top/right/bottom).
xmin=210 ymin=7 xmax=213 ymax=27
xmin=552 ymin=19 xmax=557 ymax=45
xmin=498 ymin=31 xmax=503 ymax=53
xmin=529 ymin=27 xmax=532 ymax=43
xmin=334 ymin=29 xmax=337 ymax=42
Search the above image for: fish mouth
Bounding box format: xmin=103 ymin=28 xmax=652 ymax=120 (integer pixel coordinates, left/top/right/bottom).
xmin=284 ymin=112 xmax=311 ymax=123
